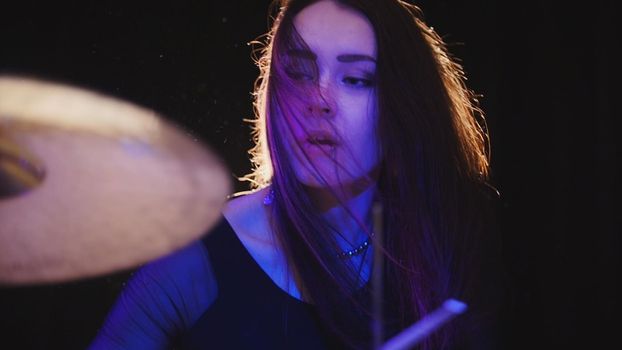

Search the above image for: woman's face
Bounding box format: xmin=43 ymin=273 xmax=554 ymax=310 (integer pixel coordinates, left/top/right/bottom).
xmin=279 ymin=0 xmax=380 ymax=188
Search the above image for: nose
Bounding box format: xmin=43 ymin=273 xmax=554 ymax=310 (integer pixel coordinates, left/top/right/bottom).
xmin=307 ymin=103 xmax=332 ymax=117
xmin=306 ymin=91 xmax=336 ymax=119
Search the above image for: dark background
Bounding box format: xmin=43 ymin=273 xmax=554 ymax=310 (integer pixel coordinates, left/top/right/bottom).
xmin=0 ymin=1 xmax=619 ymax=349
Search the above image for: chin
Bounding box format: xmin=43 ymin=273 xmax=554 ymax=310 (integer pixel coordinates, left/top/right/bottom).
xmin=293 ymin=164 xmax=378 ymax=190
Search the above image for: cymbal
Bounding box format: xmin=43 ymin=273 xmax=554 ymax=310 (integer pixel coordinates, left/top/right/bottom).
xmin=0 ymin=75 xmax=232 ymax=285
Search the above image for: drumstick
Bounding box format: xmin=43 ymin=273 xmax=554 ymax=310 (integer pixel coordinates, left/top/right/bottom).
xmin=372 ymin=202 xmax=384 ymax=349
xmin=379 ymin=299 xmax=467 ymax=350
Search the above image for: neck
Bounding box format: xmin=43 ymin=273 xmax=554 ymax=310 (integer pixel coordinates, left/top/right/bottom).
xmin=304 ymin=179 xmax=377 ymax=246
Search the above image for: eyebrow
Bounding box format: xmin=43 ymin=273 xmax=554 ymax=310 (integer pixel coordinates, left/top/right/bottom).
xmin=286 ymin=49 xmax=376 ymax=63
xmin=337 ymin=54 xmax=376 ymax=63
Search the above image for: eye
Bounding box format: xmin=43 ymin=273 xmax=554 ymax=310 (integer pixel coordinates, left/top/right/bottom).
xmin=342 ymin=76 xmax=374 ymax=88
xmin=285 ymin=69 xmax=315 ymax=82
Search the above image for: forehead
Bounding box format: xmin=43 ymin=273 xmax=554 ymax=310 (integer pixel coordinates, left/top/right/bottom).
xmin=292 ymin=0 xmax=376 ymax=60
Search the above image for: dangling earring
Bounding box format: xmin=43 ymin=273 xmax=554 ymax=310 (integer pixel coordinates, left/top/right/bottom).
xmin=263 ymin=187 xmax=275 ymax=206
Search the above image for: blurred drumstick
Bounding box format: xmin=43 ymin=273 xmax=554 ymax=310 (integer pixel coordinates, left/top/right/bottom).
xmin=379 ymin=299 xmax=467 ymax=350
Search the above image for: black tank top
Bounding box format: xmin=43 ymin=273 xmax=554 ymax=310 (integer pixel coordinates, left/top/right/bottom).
xmin=178 ymin=217 xmax=346 ymax=349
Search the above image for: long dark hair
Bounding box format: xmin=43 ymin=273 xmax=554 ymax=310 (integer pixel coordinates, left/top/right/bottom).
xmin=243 ymin=0 xmax=495 ymax=348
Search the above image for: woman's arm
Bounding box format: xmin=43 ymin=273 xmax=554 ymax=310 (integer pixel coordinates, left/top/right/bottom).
xmin=88 ymin=241 xmax=217 ymax=350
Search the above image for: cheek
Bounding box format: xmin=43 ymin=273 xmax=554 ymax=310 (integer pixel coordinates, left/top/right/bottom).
xmin=342 ymin=98 xmax=380 ymax=159
xmin=333 ymin=124 xmax=379 ymax=180
xmin=355 ymin=129 xmax=380 ymax=167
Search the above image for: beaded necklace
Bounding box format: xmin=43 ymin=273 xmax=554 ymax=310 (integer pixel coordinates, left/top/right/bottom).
xmin=336 ymin=232 xmax=374 ymax=259
xmin=263 ymin=188 xmax=373 ymax=258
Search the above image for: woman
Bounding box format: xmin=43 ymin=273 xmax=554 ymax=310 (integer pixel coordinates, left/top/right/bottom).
xmin=90 ymin=0 xmax=500 ymax=349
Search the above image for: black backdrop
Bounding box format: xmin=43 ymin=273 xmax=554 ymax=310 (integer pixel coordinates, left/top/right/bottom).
xmin=0 ymin=1 xmax=619 ymax=349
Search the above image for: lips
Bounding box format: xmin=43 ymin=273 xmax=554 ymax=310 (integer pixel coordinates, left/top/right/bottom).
xmin=304 ymin=131 xmax=339 ymax=146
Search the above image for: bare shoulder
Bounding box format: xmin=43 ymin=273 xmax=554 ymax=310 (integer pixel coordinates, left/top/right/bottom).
xmin=222 ymin=187 xmax=301 ymax=300
xmin=222 ymin=187 xmax=273 ymax=244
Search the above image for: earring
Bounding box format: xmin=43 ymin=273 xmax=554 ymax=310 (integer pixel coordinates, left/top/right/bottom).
xmin=263 ymin=187 xmax=275 ymax=206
